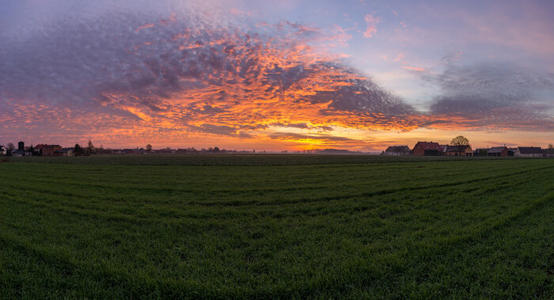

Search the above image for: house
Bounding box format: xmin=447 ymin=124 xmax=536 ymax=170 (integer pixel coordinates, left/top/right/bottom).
xmin=35 ymin=144 xmax=63 ymax=156
xmin=445 ymin=145 xmax=473 ymax=157
xmin=60 ymin=148 xmax=74 ymax=156
xmin=515 ymin=147 xmax=543 ymax=158
xmin=383 ymin=145 xmax=411 ymax=156
xmin=412 ymin=142 xmax=443 ymax=156
xmin=10 ymin=141 xmax=28 ymax=156
xmin=11 ymin=141 xmax=26 ymax=156
xmin=24 ymin=146 xmax=40 ymax=156
xmin=474 ymin=148 xmax=489 ymax=156
xmin=11 ymin=149 xmax=25 ymax=156
xmin=487 ymin=146 xmax=509 ymax=157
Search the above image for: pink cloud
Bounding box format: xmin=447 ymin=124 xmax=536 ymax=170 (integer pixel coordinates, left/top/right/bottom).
xmin=363 ymin=13 xmax=380 ymax=38
xmin=393 ymin=53 xmax=405 ymax=62
xmin=402 ymin=66 xmax=425 ymax=72
xmin=229 ymin=8 xmax=253 ymax=17
xmin=135 ymin=23 xmax=155 ymax=32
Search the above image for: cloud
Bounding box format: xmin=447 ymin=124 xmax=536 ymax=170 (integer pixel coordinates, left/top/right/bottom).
xmin=402 ymin=66 xmax=425 ymax=72
xmin=0 ymin=9 xmax=422 ymax=148
xmin=426 ymin=63 xmax=554 ymax=131
xmin=270 ymin=132 xmax=356 ymax=142
xmin=270 ymin=122 xmax=333 ymax=131
xmin=229 ymin=8 xmax=253 ymax=17
xmin=363 ymin=13 xmax=380 ymax=38
xmin=2 ymin=3 xmax=551 ymax=150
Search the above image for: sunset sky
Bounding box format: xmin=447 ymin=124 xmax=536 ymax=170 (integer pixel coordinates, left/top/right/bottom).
xmin=1 ymin=0 xmax=553 ymax=151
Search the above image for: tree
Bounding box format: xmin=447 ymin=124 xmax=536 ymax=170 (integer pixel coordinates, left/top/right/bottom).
xmin=549 ymin=144 xmax=553 ymax=149
xmin=74 ymin=144 xmax=84 ymax=156
xmin=451 ymin=136 xmax=469 ymax=146
xmin=146 ymin=144 xmax=152 ymax=152
xmin=87 ymin=140 xmax=95 ymax=154
xmin=7 ymin=143 xmax=15 ymax=152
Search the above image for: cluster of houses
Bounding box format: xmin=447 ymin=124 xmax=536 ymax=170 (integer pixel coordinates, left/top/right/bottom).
xmin=0 ymin=141 xmax=246 ymax=157
xmin=0 ymin=142 xmax=74 ymax=157
xmin=384 ymin=142 xmax=554 ymax=158
xmin=1 ymin=140 xmax=552 ymax=158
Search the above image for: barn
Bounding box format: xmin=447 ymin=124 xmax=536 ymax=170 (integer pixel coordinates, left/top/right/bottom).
xmin=412 ymin=142 xmax=443 ymax=156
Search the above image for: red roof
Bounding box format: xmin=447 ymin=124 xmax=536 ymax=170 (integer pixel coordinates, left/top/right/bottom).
xmin=413 ymin=142 xmax=442 ymax=151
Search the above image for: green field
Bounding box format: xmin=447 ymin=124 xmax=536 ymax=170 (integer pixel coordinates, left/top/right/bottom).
xmin=1 ymin=155 xmax=553 ymax=298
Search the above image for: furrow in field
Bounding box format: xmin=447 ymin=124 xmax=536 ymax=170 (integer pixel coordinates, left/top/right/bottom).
xmin=241 ymin=191 xmax=554 ymax=299
xmin=189 ymin=165 xmax=554 ymax=207
xmin=1 ymin=164 xmax=550 ymax=212
xmin=0 ymin=160 xmax=538 ymax=195
xmin=0 ymin=166 xmax=548 ymax=230
xmin=0 ymin=232 xmax=211 ymax=298
xmin=2 ymin=188 xmax=552 ymax=299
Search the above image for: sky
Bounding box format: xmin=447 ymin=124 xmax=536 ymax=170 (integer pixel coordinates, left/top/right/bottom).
xmin=1 ymin=0 xmax=553 ymax=151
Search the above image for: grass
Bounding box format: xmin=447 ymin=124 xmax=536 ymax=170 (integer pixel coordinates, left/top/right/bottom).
xmin=0 ymin=155 xmax=553 ymax=298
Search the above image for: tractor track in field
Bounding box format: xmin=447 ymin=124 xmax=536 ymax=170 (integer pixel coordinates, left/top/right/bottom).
xmin=0 ymin=165 xmax=552 ymax=211
xmin=189 ymin=165 xmax=554 ymax=207
xmin=0 ymin=161 xmax=534 ymax=195
xmin=1 ymin=192 xmax=552 ymax=299
xmin=253 ymin=191 xmax=554 ymax=299
xmin=1 ymin=165 xmax=552 ymax=207
xmin=1 ymin=158 xmax=553 ymax=298
xmin=0 ymin=170 xmax=457 ymax=195
xmin=0 ymin=166 xmax=551 ymax=226
xmin=0 ymin=172 xmax=532 ymax=226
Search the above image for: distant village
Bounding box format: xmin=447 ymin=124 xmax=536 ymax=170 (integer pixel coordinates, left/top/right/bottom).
xmin=0 ymin=141 xmax=251 ymax=157
xmin=383 ymin=136 xmax=554 ymax=158
xmin=1 ymin=136 xmax=553 ymax=158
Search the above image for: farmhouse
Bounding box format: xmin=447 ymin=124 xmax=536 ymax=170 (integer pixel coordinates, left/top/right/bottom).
xmin=35 ymin=144 xmax=63 ymax=156
xmin=412 ymin=142 xmax=443 ymax=156
xmin=487 ymin=146 xmax=511 ymax=157
xmin=383 ymin=145 xmax=411 ymax=156
xmin=445 ymin=145 xmax=473 ymax=157
xmin=473 ymin=148 xmax=489 ymax=156
xmin=11 ymin=141 xmax=26 ymax=156
xmin=60 ymin=148 xmax=74 ymax=156
xmin=515 ymin=147 xmax=543 ymax=158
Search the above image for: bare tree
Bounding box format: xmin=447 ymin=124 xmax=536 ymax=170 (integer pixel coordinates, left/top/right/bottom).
xmin=74 ymin=144 xmax=84 ymax=156
xmin=87 ymin=140 xmax=95 ymax=154
xmin=451 ymin=136 xmax=470 ymax=146
xmin=7 ymin=143 xmax=15 ymax=152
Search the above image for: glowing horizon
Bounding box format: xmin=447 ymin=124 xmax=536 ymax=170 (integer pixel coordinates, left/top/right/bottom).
xmin=1 ymin=0 xmax=553 ymax=151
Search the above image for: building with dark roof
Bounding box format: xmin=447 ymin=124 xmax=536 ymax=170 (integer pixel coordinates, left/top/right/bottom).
xmin=445 ymin=145 xmax=473 ymax=157
xmin=35 ymin=144 xmax=63 ymax=156
xmin=487 ymin=146 xmax=511 ymax=157
xmin=383 ymin=145 xmax=411 ymax=156
xmin=515 ymin=147 xmax=543 ymax=158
